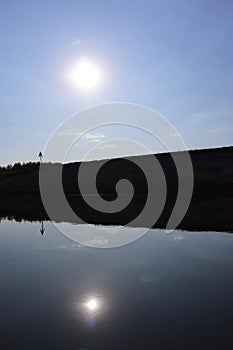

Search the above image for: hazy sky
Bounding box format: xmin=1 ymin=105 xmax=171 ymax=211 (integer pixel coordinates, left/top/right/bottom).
xmin=0 ymin=0 xmax=233 ymax=164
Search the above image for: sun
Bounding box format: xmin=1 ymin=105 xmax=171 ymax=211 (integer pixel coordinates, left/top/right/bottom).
xmin=86 ymin=298 xmax=98 ymax=311
xmin=71 ymin=59 xmax=101 ymax=90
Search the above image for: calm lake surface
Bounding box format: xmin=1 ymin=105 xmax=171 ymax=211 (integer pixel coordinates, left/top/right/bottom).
xmin=0 ymin=220 xmax=233 ymax=349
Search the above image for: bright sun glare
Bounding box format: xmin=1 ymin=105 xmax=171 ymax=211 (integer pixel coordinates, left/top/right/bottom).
xmin=86 ymin=298 xmax=98 ymax=311
xmin=71 ymin=59 xmax=101 ymax=90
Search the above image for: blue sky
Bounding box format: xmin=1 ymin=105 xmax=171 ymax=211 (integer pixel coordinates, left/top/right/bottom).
xmin=0 ymin=0 xmax=233 ymax=164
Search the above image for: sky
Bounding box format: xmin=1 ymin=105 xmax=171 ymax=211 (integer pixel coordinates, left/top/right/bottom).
xmin=0 ymin=0 xmax=233 ymax=164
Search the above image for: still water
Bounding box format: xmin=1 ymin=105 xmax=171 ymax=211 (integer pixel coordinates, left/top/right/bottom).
xmin=0 ymin=220 xmax=233 ymax=349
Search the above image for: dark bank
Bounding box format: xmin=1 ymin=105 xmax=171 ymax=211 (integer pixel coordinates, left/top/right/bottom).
xmin=0 ymin=146 xmax=233 ymax=232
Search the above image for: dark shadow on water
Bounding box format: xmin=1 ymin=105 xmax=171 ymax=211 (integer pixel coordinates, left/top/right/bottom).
xmin=0 ymin=194 xmax=232 ymax=233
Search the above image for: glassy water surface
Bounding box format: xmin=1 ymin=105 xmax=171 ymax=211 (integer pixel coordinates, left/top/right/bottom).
xmin=0 ymin=220 xmax=233 ymax=349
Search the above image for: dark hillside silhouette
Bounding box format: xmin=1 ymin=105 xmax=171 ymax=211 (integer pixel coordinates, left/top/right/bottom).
xmin=0 ymin=146 xmax=233 ymax=232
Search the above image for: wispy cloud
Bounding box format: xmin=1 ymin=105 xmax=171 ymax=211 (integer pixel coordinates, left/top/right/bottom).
xmin=84 ymin=133 xmax=104 ymax=142
xmin=53 ymin=129 xmax=105 ymax=145
xmin=206 ymin=127 xmax=232 ymax=135
xmin=98 ymin=143 xmax=117 ymax=149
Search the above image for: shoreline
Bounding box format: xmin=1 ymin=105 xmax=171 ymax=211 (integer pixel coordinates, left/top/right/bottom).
xmin=0 ymin=146 xmax=233 ymax=232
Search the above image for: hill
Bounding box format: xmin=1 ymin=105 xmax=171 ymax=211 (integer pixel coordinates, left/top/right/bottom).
xmin=0 ymin=146 xmax=232 ymax=232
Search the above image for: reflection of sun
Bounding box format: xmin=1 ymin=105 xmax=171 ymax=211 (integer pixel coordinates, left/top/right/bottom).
xmin=86 ymin=298 xmax=98 ymax=311
xmin=71 ymin=59 xmax=101 ymax=90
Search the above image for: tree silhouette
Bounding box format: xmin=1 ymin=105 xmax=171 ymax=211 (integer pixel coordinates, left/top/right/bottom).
xmin=38 ymin=152 xmax=43 ymax=163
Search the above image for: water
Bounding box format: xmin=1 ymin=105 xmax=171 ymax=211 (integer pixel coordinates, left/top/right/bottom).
xmin=0 ymin=220 xmax=233 ymax=349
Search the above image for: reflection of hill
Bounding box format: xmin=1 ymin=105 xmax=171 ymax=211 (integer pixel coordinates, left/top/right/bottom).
xmin=0 ymin=194 xmax=232 ymax=232
xmin=0 ymin=146 xmax=232 ymax=232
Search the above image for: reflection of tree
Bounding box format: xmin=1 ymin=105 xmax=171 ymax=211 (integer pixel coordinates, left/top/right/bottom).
xmin=40 ymin=221 xmax=45 ymax=236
